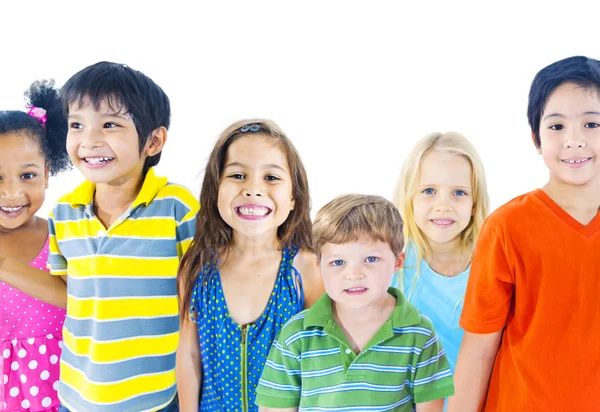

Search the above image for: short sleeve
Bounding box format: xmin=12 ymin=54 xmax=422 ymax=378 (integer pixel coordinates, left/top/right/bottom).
xmin=176 ymin=208 xmax=197 ymax=258
xmin=47 ymin=210 xmax=67 ymax=276
xmin=412 ymin=328 xmax=455 ymax=403
xmin=460 ymin=216 xmax=515 ymax=333
xmin=255 ymin=335 xmax=302 ymax=408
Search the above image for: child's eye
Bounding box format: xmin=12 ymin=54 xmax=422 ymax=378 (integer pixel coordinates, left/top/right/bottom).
xmin=21 ymin=173 xmax=37 ymax=180
xmin=422 ymin=188 xmax=435 ymax=195
xmin=454 ymin=190 xmax=468 ymax=196
xmin=365 ymin=256 xmax=378 ymax=263
xmin=229 ymin=173 xmax=245 ymax=180
xmin=549 ymin=124 xmax=564 ymax=131
xmin=103 ymin=122 xmax=119 ymax=129
xmin=585 ymin=122 xmax=600 ymax=129
xmin=330 ymin=259 xmax=345 ymax=267
xmin=69 ymin=122 xmax=83 ymax=129
xmin=265 ymin=175 xmax=280 ymax=181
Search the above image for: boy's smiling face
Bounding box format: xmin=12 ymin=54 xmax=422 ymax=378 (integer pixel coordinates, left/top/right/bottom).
xmin=538 ymin=82 xmax=600 ymax=189
xmin=66 ymin=98 xmax=154 ymax=187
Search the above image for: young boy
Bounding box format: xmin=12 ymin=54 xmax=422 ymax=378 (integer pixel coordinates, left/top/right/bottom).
xmin=448 ymin=56 xmax=600 ymax=411
xmin=255 ymin=194 xmax=454 ymax=411
xmin=0 ymin=62 xmax=199 ymax=412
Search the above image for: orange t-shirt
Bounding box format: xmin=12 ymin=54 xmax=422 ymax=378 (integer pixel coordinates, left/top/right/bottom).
xmin=460 ymin=189 xmax=600 ymax=412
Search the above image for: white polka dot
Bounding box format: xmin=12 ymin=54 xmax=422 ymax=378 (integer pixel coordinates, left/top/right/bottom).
xmin=27 ymin=337 xmax=35 ymax=344
xmin=40 ymin=370 xmax=50 ymax=380
xmin=9 ymin=387 xmax=19 ymax=397
xmin=21 ymin=399 xmax=30 ymax=409
xmin=39 ymin=344 xmax=47 ymax=354
xmin=20 ymin=374 xmax=27 ymax=383
xmin=17 ymin=348 xmax=27 ymax=358
xmin=28 ymin=360 xmax=38 ymax=370
xmin=50 ymin=355 xmax=58 ymax=364
xmin=46 ymin=334 xmax=53 ymax=339
xmin=53 ymin=380 xmax=59 ymax=390
xmin=2 ymin=348 xmax=10 ymax=358
xmin=11 ymin=361 xmax=19 ymax=370
xmin=42 ymin=397 xmax=52 ymax=407
xmin=3 ymin=374 xmax=7 ymax=384
xmin=58 ymin=340 xmax=63 ymax=349
xmin=30 ymin=385 xmax=39 ymax=396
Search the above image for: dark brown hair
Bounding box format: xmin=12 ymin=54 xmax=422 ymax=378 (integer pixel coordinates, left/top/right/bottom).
xmin=178 ymin=119 xmax=312 ymax=319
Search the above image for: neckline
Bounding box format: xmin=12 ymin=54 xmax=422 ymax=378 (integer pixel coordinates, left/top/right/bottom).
xmin=533 ymin=189 xmax=600 ymax=237
xmin=217 ymin=246 xmax=296 ymax=328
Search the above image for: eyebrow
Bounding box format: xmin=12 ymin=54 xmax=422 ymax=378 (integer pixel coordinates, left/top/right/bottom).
xmin=68 ymin=113 xmax=130 ymax=120
xmin=22 ymin=163 xmax=41 ymax=169
xmin=542 ymin=111 xmax=600 ymax=121
xmin=223 ymin=162 xmax=287 ymax=172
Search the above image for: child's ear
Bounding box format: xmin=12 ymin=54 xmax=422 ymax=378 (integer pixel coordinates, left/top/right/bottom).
xmin=394 ymin=252 xmax=405 ymax=272
xmin=144 ymin=126 xmax=168 ymax=157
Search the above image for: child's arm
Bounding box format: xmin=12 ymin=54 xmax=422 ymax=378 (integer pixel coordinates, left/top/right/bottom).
xmin=259 ymin=407 xmax=298 ymax=412
xmin=0 ymin=254 xmax=67 ymax=308
xmin=446 ymin=330 xmax=502 ymax=412
xmin=416 ymin=399 xmax=444 ymax=412
xmin=176 ymin=315 xmax=202 ymax=412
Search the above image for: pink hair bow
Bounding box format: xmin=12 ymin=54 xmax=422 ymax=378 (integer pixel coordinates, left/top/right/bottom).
xmin=26 ymin=106 xmax=48 ymax=126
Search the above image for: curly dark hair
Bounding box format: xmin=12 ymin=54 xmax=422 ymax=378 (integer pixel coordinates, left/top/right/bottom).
xmin=0 ymin=79 xmax=70 ymax=175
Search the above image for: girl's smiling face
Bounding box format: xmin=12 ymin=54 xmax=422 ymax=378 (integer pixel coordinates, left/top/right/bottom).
xmin=217 ymin=134 xmax=295 ymax=242
xmin=412 ymin=150 xmax=474 ymax=250
xmin=0 ymin=133 xmax=48 ymax=232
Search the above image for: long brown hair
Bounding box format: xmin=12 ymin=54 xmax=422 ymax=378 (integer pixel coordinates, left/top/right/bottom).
xmin=178 ymin=119 xmax=313 ymax=319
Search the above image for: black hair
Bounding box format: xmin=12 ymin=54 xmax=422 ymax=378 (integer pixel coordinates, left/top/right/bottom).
xmin=60 ymin=61 xmax=171 ymax=173
xmin=0 ymin=80 xmax=70 ymax=175
xmin=528 ymin=55 xmax=600 ymax=148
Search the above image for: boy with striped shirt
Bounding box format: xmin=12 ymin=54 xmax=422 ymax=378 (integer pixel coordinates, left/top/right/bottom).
xmin=256 ymin=194 xmax=454 ymax=411
xmin=5 ymin=62 xmax=199 ymax=412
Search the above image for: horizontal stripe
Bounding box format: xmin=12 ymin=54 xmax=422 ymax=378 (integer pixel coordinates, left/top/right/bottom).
xmin=413 ymin=369 xmax=453 ymax=386
xmin=264 ymin=359 xmax=301 ymax=375
xmin=302 ymin=382 xmax=408 ymax=397
xmin=64 ymin=315 xmax=178 ymax=341
xmin=58 ymin=237 xmax=179 ymax=259
xmin=58 ymin=384 xmax=176 ymax=412
xmin=285 ymin=330 xmax=328 ymax=346
xmin=60 ymin=361 xmax=176 ymax=403
xmin=66 ymin=296 xmax=177 ymax=320
xmin=258 ymin=378 xmax=301 ymax=392
xmin=393 ymin=326 xmax=431 ymax=336
xmin=299 ymin=395 xmax=412 ymax=412
xmin=302 ymin=365 xmax=344 ymax=378
xmin=61 ymin=350 xmax=176 ymax=382
xmin=416 ymin=349 xmax=446 ymax=369
xmin=65 ymin=256 xmax=180 ymax=278
xmin=349 ymin=363 xmax=414 ymax=373
xmin=67 ymin=277 xmax=176 ymax=299
xmin=370 ymin=345 xmax=422 ymax=355
xmin=301 ymin=347 xmax=341 ymax=359
xmin=62 ymin=328 xmax=178 ymax=363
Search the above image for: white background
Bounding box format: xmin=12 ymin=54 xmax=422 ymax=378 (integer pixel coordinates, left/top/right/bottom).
xmin=1 ymin=1 xmax=599 ymax=218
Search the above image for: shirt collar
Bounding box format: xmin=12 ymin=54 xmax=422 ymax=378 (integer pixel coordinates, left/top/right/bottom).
xmin=69 ymin=167 xmax=168 ymax=209
xmin=304 ymin=287 xmax=421 ymax=328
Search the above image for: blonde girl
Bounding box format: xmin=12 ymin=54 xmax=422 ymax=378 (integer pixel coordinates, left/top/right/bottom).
xmin=392 ymin=131 xmax=489 ymax=373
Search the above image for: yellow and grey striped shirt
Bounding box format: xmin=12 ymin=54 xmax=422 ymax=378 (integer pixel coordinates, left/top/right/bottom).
xmin=47 ymin=168 xmax=198 ymax=412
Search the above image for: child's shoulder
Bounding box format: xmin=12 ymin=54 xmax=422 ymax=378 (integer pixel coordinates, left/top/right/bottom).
xmin=278 ymin=309 xmax=311 ymax=339
xmin=150 ymin=181 xmax=199 ymax=220
xmin=484 ymin=190 xmax=542 ymax=228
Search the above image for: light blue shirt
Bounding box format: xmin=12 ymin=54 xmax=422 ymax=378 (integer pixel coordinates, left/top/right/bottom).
xmin=392 ymin=242 xmax=469 ymax=374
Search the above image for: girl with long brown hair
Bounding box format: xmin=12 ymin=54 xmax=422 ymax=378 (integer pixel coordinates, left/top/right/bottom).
xmin=176 ymin=119 xmax=323 ymax=412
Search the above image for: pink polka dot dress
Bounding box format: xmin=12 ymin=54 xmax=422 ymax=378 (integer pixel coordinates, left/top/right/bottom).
xmin=0 ymin=239 xmax=65 ymax=412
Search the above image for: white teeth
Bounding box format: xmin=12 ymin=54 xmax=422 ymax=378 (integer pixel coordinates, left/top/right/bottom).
xmin=85 ymin=157 xmax=113 ymax=164
xmin=432 ymin=219 xmax=453 ymax=225
xmin=238 ymin=206 xmax=269 ymax=216
xmin=0 ymin=206 xmax=24 ymax=212
xmin=564 ymin=158 xmax=590 ymax=164
xmin=347 ymin=287 xmax=365 ymax=292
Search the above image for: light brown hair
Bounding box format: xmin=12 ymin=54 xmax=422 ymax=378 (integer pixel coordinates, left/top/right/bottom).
xmin=312 ymin=194 xmax=404 ymax=260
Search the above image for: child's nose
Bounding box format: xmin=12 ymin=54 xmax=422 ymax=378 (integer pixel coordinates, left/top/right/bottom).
xmin=0 ymin=179 xmax=24 ymax=199
xmin=563 ymin=137 xmax=587 ymax=149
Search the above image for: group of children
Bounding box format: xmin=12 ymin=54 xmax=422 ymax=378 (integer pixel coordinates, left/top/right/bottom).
xmin=0 ymin=55 xmax=598 ymax=412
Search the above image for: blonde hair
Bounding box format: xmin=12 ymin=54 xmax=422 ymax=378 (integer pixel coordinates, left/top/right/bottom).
xmin=393 ymin=132 xmax=489 ymax=296
xmin=312 ymin=194 xmax=404 ymax=261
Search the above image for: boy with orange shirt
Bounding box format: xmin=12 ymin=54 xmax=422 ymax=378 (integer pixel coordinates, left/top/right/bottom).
xmin=448 ymin=56 xmax=600 ymax=411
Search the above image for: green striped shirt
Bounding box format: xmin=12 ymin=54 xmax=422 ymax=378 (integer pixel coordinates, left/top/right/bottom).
xmin=256 ymin=288 xmax=454 ymax=411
